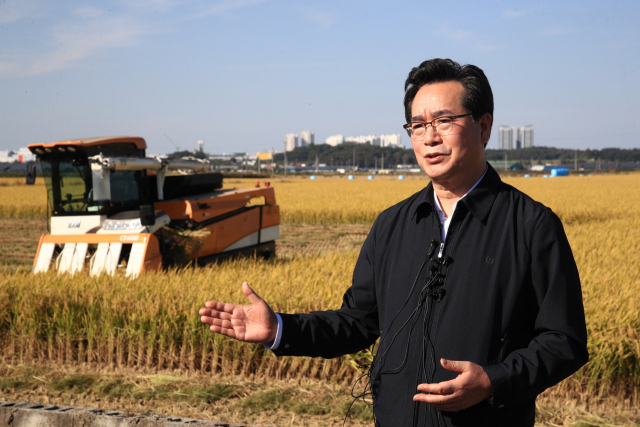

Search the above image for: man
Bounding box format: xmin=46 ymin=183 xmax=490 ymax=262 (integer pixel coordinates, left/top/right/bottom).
xmin=199 ymin=58 xmax=589 ymax=426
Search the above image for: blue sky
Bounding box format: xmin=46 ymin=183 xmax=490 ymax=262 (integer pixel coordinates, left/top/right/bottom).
xmin=1 ymin=0 xmax=639 ymax=154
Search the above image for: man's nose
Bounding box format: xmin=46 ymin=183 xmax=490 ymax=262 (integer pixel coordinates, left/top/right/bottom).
xmin=423 ymin=125 xmax=441 ymax=145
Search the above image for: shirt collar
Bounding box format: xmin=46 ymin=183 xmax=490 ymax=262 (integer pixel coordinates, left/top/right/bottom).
xmin=433 ymin=165 xmax=487 ymax=220
xmin=412 ymin=162 xmax=501 ymax=222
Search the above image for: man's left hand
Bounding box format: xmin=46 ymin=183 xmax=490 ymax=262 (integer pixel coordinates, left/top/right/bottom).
xmin=413 ymin=358 xmax=492 ymax=411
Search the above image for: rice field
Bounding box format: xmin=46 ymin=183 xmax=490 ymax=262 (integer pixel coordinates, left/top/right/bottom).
xmin=0 ymin=177 xmax=47 ymax=218
xmin=226 ymin=173 xmax=637 ymax=226
xmin=5 ymin=173 xmax=634 ymax=225
xmin=0 ymin=172 xmax=639 ymax=424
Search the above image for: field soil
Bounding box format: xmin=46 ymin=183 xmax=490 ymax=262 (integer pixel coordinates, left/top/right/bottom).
xmin=1 ymin=363 xmax=637 ymax=427
xmin=0 ymin=363 xmax=374 ymax=427
xmin=0 ymin=217 xmax=47 ymax=271
xmin=276 ymin=224 xmax=369 ymax=258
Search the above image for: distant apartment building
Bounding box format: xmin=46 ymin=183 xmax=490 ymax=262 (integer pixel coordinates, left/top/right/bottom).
xmin=517 ymin=126 xmax=534 ymax=148
xmin=327 ymin=133 xmax=403 ymax=148
xmin=284 ymin=134 xmax=298 ymax=152
xmin=348 ymin=135 xmax=380 ymax=145
xmin=326 ymin=134 xmax=344 ymax=146
xmin=380 ymin=134 xmax=403 ymax=148
xmin=285 ymin=131 xmax=315 ymax=151
xmin=498 ymin=126 xmax=514 ymax=150
xmin=300 ymin=131 xmax=314 ymax=146
xmin=498 ymin=126 xmax=533 ymax=150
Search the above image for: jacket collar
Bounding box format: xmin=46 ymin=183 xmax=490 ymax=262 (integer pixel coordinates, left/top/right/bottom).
xmin=411 ymin=163 xmax=501 ymax=222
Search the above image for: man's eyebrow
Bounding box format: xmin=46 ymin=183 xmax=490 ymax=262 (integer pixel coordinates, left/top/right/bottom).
xmin=410 ymin=109 xmax=456 ymax=122
xmin=430 ymin=109 xmax=456 ymax=117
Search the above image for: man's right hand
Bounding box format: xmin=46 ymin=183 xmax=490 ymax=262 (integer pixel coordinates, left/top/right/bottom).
xmin=199 ymin=281 xmax=278 ymax=344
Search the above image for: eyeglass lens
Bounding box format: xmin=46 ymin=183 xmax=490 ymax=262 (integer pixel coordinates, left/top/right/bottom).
xmin=410 ymin=119 xmax=453 ymax=138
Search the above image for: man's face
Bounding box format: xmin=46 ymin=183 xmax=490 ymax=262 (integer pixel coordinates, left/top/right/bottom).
xmin=410 ymin=81 xmax=490 ymax=186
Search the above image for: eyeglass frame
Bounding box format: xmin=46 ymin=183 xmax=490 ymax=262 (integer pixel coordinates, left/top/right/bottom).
xmin=403 ymin=113 xmax=474 ymax=139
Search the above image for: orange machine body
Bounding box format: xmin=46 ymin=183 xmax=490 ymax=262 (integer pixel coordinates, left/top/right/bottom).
xmin=29 ymin=136 xmax=280 ymax=277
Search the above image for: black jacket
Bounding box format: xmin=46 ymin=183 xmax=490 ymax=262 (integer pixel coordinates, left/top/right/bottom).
xmin=274 ymin=164 xmax=588 ymax=426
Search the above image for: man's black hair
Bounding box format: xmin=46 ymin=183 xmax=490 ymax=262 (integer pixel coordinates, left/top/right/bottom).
xmin=403 ymin=58 xmax=494 ymax=130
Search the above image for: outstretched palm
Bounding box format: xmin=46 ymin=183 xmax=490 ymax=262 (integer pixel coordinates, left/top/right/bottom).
xmin=199 ymin=281 xmax=278 ymax=344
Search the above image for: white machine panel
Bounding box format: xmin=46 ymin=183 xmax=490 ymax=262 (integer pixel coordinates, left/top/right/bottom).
xmin=90 ymin=242 xmax=122 ymax=276
xmin=51 ymin=215 xmax=106 ymax=235
xmin=126 ymin=243 xmax=146 ymax=278
xmin=34 ymin=243 xmax=56 ymax=273
xmin=57 ymin=243 xmax=76 ymax=273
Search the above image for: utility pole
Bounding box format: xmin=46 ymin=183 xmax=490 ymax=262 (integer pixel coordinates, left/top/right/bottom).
xmin=353 ymin=148 xmax=356 ymax=172
xmin=315 ymin=153 xmax=319 ymax=173
xmin=283 ymin=141 xmax=287 ymax=177
xmin=382 ymin=152 xmax=385 ymax=170
xmin=375 ymin=157 xmax=377 ymax=171
xmin=574 ymin=150 xmax=577 ymax=171
xmin=504 ymin=152 xmax=508 ymax=171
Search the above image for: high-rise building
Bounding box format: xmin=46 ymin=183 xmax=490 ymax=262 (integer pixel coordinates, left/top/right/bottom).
xmin=300 ymin=131 xmax=315 ymax=147
xmin=518 ymin=126 xmax=534 ymax=148
xmin=380 ymin=134 xmax=403 ymax=148
xmin=498 ymin=126 xmax=514 ymax=150
xmin=325 ymin=133 xmax=403 ymax=148
xmin=284 ymin=134 xmax=298 ymax=152
xmin=326 ymin=135 xmax=344 ymax=146
xmin=197 ymin=140 xmax=204 ymax=153
xmin=499 ymin=125 xmax=534 ymax=149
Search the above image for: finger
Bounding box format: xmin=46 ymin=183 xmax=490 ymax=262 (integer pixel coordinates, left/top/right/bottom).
xmin=200 ymin=316 xmax=235 ymax=329
xmin=199 ymin=308 xmax=233 ymax=321
xmin=242 ymin=281 xmax=264 ymax=305
xmin=414 ymin=395 xmax=462 ymax=412
xmin=204 ymin=300 xmax=237 ymax=313
xmin=440 ymin=358 xmax=469 ymax=373
xmin=413 ymin=392 xmax=456 ymax=405
xmin=210 ymin=317 xmax=237 ymax=330
xmin=210 ymin=324 xmax=237 ymax=339
xmin=417 ymin=380 xmax=456 ymax=395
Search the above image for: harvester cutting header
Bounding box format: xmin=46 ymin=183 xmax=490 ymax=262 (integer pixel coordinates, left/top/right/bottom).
xmin=28 ymin=136 xmax=279 ymax=277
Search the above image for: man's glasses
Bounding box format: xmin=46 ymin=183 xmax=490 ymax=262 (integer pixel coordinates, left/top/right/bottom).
xmin=403 ymin=113 xmax=473 ymax=139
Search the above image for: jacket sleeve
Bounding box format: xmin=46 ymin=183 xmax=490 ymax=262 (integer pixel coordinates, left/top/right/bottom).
xmin=272 ymin=219 xmax=380 ymax=359
xmin=483 ymin=208 xmax=589 ymax=409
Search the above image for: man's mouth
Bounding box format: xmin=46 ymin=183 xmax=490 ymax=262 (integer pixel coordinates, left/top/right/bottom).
xmin=425 ymin=152 xmax=447 ymax=161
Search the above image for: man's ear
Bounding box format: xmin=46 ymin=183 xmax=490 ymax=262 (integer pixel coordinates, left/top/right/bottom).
xmin=479 ymin=113 xmax=492 ymax=147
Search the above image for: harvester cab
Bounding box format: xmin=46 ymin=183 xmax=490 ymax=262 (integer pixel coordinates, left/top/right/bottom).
xmin=28 ymin=136 xmax=279 ymax=277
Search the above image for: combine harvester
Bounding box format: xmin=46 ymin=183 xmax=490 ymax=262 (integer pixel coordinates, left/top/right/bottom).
xmin=28 ymin=136 xmax=279 ymax=277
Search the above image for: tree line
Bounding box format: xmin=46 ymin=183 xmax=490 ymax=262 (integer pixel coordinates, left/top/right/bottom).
xmin=271 ymin=144 xmax=640 ymax=169
xmin=164 ymin=144 xmax=640 ymax=169
xmin=484 ymin=146 xmax=640 ymax=163
xmin=272 ymin=143 xmax=416 ymax=169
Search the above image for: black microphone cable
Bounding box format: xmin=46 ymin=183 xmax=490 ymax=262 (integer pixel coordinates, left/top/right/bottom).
xmin=417 ymin=219 xmax=462 ymax=427
xmin=343 ymin=240 xmax=439 ymax=426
